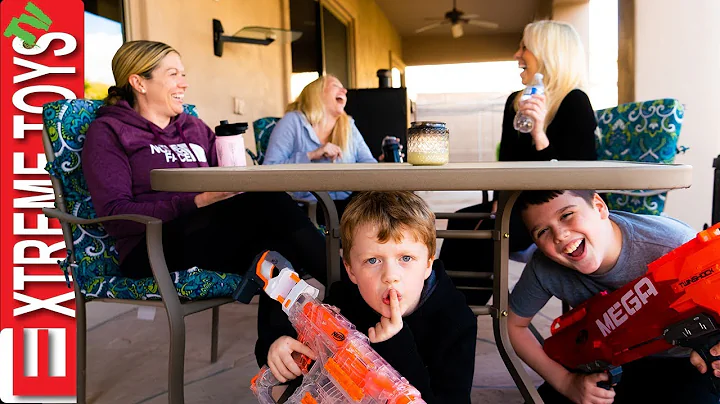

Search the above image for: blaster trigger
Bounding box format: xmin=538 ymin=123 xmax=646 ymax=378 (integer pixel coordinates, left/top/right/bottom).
xmin=597 ymin=366 xmax=622 ymax=390
xmin=292 ymin=351 xmax=315 ymax=374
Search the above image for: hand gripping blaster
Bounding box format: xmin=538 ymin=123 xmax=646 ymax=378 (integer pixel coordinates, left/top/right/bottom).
xmin=543 ymin=223 xmax=720 ymax=392
xmin=234 ymin=251 xmax=426 ymax=404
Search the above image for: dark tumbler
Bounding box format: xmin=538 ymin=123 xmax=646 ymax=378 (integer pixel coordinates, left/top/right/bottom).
xmin=381 ymin=136 xmax=402 ymax=163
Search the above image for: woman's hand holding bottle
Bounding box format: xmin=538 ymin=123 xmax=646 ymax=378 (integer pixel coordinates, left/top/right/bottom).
xmin=518 ymin=94 xmax=550 ymax=150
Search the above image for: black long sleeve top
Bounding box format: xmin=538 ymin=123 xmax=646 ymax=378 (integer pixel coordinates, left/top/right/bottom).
xmin=498 ymin=89 xmax=598 ymax=162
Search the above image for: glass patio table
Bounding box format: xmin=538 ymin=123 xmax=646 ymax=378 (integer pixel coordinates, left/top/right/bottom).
xmin=151 ymin=160 xmax=692 ymax=403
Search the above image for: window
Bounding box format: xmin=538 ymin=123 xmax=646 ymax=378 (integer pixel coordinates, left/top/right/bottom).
xmin=84 ymin=0 xmax=125 ymax=100
xmin=290 ymin=0 xmax=352 ymax=91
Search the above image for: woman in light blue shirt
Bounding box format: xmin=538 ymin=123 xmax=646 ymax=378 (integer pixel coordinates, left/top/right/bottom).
xmin=264 ymin=75 xmax=376 ymax=204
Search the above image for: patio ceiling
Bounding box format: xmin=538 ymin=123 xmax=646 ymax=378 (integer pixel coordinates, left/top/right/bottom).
xmin=374 ymin=0 xmax=542 ymax=38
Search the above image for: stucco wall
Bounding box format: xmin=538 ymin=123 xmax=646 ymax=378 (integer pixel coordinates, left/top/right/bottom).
xmin=341 ymin=0 xmax=403 ymax=88
xmin=125 ymin=0 xmax=291 ymax=160
xmin=553 ymin=2 xmax=589 ymax=73
xmin=123 ymin=0 xmax=402 ymax=155
xmin=635 ymin=0 xmax=720 ymax=230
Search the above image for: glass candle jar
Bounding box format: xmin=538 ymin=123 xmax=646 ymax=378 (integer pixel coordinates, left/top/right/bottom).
xmin=407 ymin=121 xmax=449 ymax=166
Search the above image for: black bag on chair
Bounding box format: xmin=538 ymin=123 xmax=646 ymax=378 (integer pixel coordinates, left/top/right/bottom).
xmin=439 ymin=198 xmax=534 ymax=306
xmin=439 ymin=200 xmax=496 ymax=306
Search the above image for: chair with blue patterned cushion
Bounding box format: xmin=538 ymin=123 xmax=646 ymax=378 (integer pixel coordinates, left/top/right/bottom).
xmin=595 ymin=98 xmax=686 ymax=215
xmin=41 ymin=99 xmax=243 ymax=403
xmin=248 ymin=117 xmax=280 ymax=165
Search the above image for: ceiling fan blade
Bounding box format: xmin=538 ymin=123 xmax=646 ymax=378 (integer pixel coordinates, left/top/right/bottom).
xmin=467 ymin=20 xmax=499 ymax=29
xmin=462 ymin=14 xmax=479 ymax=19
xmin=415 ymin=21 xmax=447 ymax=33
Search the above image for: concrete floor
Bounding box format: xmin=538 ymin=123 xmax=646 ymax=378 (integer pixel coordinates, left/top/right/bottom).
xmin=81 ymin=191 xmax=562 ymax=403
xmin=82 ymin=260 xmax=562 ymax=404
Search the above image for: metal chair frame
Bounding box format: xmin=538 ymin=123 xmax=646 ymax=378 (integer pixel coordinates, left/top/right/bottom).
xmin=42 ymin=127 xmax=233 ymax=404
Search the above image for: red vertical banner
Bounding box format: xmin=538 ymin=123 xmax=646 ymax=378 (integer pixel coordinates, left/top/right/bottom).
xmin=1 ymin=0 xmax=83 ymax=401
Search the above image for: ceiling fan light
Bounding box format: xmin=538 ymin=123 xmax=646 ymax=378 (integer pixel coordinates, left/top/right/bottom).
xmin=451 ymin=22 xmax=463 ymax=38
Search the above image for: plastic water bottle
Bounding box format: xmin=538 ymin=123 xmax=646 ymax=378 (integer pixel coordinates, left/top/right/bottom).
xmin=513 ymin=72 xmax=545 ymax=133
xmin=215 ymin=120 xmax=249 ymax=167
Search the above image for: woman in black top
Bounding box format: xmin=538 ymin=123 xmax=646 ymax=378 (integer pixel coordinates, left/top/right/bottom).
xmin=439 ymin=20 xmax=598 ymax=305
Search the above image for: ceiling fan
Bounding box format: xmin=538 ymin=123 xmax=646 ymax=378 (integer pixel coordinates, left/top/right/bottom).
xmin=415 ymin=0 xmax=499 ymax=38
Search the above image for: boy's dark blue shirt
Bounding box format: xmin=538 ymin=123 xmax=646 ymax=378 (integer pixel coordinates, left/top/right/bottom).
xmin=256 ymin=260 xmax=477 ymax=404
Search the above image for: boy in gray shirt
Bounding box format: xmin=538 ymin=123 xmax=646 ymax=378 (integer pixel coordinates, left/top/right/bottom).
xmin=508 ymin=190 xmax=720 ymax=404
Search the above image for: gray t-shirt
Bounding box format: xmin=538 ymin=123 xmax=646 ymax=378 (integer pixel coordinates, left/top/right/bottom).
xmin=510 ymin=211 xmax=696 ymax=318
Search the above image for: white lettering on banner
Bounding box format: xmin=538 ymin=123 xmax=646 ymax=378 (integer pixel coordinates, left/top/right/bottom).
xmin=0 ymin=328 xmax=75 ymax=402
xmin=12 ymin=33 xmax=76 ymax=56
xmin=595 ymin=277 xmax=658 ymax=337
xmin=13 ymin=153 xmax=47 ymax=174
xmin=13 ymin=116 xmax=43 ymax=139
xmin=12 ymin=57 xmax=75 ymax=84
xmin=14 ymin=213 xmax=62 ymax=235
xmin=3 ymin=2 xmax=82 ymax=398
xmin=13 ymin=267 xmax=68 ymax=290
xmin=13 ymin=240 xmax=64 ymax=264
xmin=13 ymin=292 xmax=75 ymax=318
xmin=13 ymin=180 xmax=54 ymax=208
xmin=12 ymin=85 xmax=76 ymax=114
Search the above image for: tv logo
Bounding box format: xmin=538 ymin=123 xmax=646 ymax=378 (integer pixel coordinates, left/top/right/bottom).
xmin=0 ymin=328 xmax=75 ymax=403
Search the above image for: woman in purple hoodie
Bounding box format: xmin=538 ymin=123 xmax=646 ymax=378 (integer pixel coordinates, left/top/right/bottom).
xmin=82 ymin=41 xmax=327 ymax=305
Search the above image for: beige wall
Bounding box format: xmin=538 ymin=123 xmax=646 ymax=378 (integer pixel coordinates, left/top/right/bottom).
xmin=635 ymin=0 xmax=720 ymax=230
xmin=552 ymin=1 xmax=589 ymax=73
xmin=125 ymin=0 xmax=291 ymax=161
xmin=330 ymin=0 xmax=403 ymax=88
xmin=123 ymin=0 xmax=402 ymax=157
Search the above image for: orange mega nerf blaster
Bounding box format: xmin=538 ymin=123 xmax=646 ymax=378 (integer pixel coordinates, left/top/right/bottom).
xmin=233 ymin=250 xmax=426 ymax=404
xmin=543 ymin=223 xmax=720 ymax=392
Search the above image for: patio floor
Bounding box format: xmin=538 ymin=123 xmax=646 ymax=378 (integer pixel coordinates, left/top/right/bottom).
xmin=82 ymin=191 xmax=562 ymax=403
xmin=83 ymin=261 xmax=561 ymax=404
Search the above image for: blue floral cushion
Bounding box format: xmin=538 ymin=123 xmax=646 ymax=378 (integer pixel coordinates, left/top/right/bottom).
xmin=43 ymin=99 xmax=241 ymax=300
xmin=595 ymin=99 xmax=685 ymax=215
xmin=250 ymin=117 xmax=280 ymax=165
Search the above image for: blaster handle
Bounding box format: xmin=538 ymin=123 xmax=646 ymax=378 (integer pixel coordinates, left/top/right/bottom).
xmin=596 ymin=366 xmax=623 ymax=390
xmin=251 ymin=353 xmax=315 ymax=403
xmin=665 ymin=313 xmax=720 ymax=394
xmin=684 ymin=333 xmax=720 ymax=395
xmin=250 ymin=366 xmax=282 ymax=404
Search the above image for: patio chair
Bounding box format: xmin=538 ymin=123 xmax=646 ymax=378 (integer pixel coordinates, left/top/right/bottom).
xmin=247 ymin=116 xmax=280 ymax=165
xmin=41 ymin=99 xmax=243 ymax=404
xmin=595 ymin=98 xmax=686 ymax=215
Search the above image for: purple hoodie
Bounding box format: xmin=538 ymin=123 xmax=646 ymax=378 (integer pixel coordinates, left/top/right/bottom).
xmin=82 ymin=100 xmax=218 ymax=263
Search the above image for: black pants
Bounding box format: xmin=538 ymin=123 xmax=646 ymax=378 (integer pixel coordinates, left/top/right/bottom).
xmin=119 ymin=192 xmax=328 ymax=363
xmin=438 ymin=200 xmax=533 ymax=306
xmin=120 ymin=192 xmax=327 ymax=280
xmin=534 ymin=356 xmax=719 ymax=404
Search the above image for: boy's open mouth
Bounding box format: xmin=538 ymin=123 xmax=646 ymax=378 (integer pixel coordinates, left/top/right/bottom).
xmin=564 ymin=239 xmax=586 ymax=258
xmin=382 ymin=289 xmax=403 ymax=305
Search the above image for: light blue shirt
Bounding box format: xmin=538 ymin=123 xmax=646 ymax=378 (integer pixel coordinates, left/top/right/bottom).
xmin=264 ymin=110 xmax=377 ymax=201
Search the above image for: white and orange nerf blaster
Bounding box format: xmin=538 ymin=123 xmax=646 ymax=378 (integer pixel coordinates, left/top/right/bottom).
xmin=234 ymin=250 xmax=426 ymax=404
